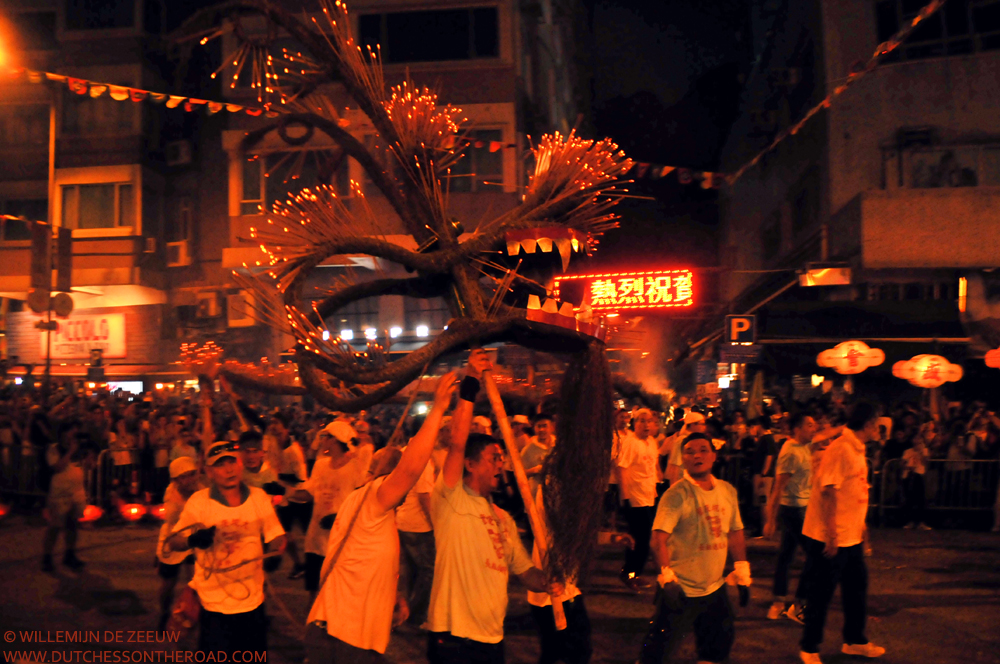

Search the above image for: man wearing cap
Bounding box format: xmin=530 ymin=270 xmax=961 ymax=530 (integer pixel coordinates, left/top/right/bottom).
xmin=637 ymin=432 xmax=749 ymax=664
xmin=617 ymin=408 xmax=662 ymax=590
xmin=293 ymin=421 xmax=364 ymax=603
xmin=166 ymin=440 xmax=286 ymax=654
xmin=239 ymin=430 xmax=279 ymax=489
xmin=521 ymin=414 xmax=555 ymax=503
xmin=665 ymin=411 xmax=707 ymax=485
xmin=156 ymin=457 xmax=204 ymax=631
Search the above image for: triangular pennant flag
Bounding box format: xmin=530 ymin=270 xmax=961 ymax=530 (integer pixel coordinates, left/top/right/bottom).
xmin=207 ymin=102 xmax=224 ymax=114
xmin=166 ymin=96 xmax=186 ymax=108
xmin=27 ymin=70 xmax=46 ymax=84
xmin=67 ymin=78 xmax=89 ymax=94
xmin=184 ymin=99 xmax=207 ymax=112
xmin=700 ymin=172 xmax=714 ymax=189
xmin=635 ymin=162 xmax=650 ymax=178
xmin=244 ymin=107 xmax=263 ymax=116
xmin=265 ymin=110 xmax=280 ymax=118
xmin=473 ymin=140 xmax=485 ymax=149
xmin=226 ymin=104 xmax=244 ymax=112
xmin=109 ymin=85 xmax=129 ymax=101
xmin=129 ymin=89 xmax=148 ymax=102
xmin=148 ymin=93 xmax=168 ymax=104
xmin=489 ymin=141 xmax=503 ymax=153
xmin=88 ymin=85 xmax=107 ymax=98
xmin=658 ymin=165 xmax=675 ymax=178
xmin=442 ymin=135 xmax=457 ymax=149
xmin=677 ymin=168 xmax=693 ymax=184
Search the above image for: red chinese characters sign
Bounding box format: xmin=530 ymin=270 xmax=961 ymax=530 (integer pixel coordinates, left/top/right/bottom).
xmin=553 ymin=270 xmax=694 ymax=311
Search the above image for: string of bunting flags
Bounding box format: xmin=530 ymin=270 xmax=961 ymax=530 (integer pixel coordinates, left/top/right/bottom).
xmin=627 ymin=163 xmax=725 ymax=189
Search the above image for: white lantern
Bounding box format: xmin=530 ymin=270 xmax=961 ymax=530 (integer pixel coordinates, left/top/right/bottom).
xmin=892 ymin=354 xmax=963 ymax=389
xmin=817 ymin=340 xmax=885 ymax=375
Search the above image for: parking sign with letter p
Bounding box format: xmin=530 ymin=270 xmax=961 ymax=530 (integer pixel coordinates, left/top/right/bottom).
xmin=725 ymin=315 xmax=756 ymax=343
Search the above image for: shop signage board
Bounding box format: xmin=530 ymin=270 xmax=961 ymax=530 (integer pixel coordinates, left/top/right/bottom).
xmin=553 ymin=269 xmax=694 ymax=311
xmin=40 ymin=313 xmax=127 ymax=359
xmin=695 ymin=360 xmax=716 ymax=384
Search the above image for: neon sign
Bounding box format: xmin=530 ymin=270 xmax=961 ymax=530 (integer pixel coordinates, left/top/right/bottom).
xmin=553 ymin=270 xmax=694 ymax=311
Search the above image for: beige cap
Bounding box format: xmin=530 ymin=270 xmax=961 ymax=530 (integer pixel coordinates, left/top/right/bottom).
xmin=169 ymin=456 xmax=198 ymax=478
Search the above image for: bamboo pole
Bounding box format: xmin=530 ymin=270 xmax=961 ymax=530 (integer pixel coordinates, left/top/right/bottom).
xmin=481 ymin=371 xmax=567 ymax=631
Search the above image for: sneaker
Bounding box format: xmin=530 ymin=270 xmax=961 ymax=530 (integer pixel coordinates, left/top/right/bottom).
xmin=800 ymin=651 xmax=823 ymax=664
xmin=62 ymin=553 xmax=85 ymax=570
xmin=784 ymin=603 xmax=806 ymax=624
xmin=42 ymin=555 xmax=55 ymax=573
xmin=842 ymin=642 xmax=886 ymax=658
xmin=288 ymin=563 xmax=305 ymax=580
xmin=917 ymin=523 xmax=932 ymax=531
xmin=767 ymin=601 xmax=786 ymax=620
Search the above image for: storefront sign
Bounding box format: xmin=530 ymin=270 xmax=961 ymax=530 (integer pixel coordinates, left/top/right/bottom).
xmin=719 ymin=344 xmax=762 ymax=364
xmin=553 ymin=269 xmax=694 ymax=312
xmin=40 ymin=313 xmax=127 ymax=359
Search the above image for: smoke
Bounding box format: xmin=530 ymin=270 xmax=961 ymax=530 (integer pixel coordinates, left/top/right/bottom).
xmin=610 ymin=317 xmax=675 ymax=405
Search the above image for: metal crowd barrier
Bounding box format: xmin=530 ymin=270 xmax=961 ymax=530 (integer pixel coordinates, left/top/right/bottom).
xmin=879 ymin=457 xmax=1000 ymax=522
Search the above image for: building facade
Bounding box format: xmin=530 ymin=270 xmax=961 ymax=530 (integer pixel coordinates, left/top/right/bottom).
xmin=713 ymin=0 xmax=1000 ymax=395
xmin=0 ymin=0 xmax=587 ymax=388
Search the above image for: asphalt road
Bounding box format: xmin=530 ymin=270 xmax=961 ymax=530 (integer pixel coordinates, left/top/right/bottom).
xmin=1 ymin=511 xmax=998 ymax=664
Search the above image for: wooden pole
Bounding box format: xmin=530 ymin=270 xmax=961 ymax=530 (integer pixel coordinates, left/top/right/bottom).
xmin=481 ymin=371 xmax=567 ymax=631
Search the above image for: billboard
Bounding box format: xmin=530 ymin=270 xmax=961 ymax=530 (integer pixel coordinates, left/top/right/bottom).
xmin=553 ymin=269 xmax=694 ymax=312
xmin=40 ymin=313 xmax=127 ymax=359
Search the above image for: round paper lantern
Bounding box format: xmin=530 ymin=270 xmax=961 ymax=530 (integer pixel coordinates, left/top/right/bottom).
xmin=817 ymin=340 xmax=885 ymax=375
xmin=892 ymin=354 xmax=963 ymax=388
xmin=78 ymin=505 xmax=104 ymax=523
xmin=986 ymin=348 xmax=1000 ymax=369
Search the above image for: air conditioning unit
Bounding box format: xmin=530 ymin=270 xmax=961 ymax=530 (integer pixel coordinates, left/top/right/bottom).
xmin=165 ymin=140 xmax=193 ymax=167
xmin=227 ymin=291 xmax=257 ymax=327
xmin=196 ymin=292 xmax=220 ymax=318
xmin=166 ymin=240 xmax=191 ymax=267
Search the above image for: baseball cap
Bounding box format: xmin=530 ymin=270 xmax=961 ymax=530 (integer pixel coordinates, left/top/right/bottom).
xmin=684 ymin=411 xmax=706 ymax=425
xmin=473 ymin=416 xmax=493 ymax=430
xmin=322 ymin=421 xmax=358 ymax=445
xmin=512 ymin=415 xmax=530 ymax=425
xmin=169 ymin=456 xmax=198 ymax=479
xmin=205 ymin=441 xmax=239 ymax=466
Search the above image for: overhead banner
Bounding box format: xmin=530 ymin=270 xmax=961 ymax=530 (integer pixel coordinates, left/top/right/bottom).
xmin=553 ymin=269 xmax=694 ymax=312
xmin=40 ymin=313 xmax=127 ymax=359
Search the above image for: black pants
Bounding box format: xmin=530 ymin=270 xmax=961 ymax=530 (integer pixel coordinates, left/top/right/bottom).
xmin=198 ymin=603 xmax=267 ymax=654
xmin=800 ymin=537 xmax=868 ymax=653
xmin=304 ymin=621 xmax=381 ymax=664
xmin=774 ymin=505 xmax=809 ymax=600
xmin=904 ymin=473 xmax=927 ymax=526
xmin=428 ymin=632 xmax=504 ymax=664
xmin=529 ymin=596 xmax=592 ymax=664
xmin=638 ymin=585 xmax=734 ymax=664
xmin=622 ymin=504 xmax=655 ymax=578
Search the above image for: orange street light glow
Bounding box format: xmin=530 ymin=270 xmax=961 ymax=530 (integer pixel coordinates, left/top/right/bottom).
xmin=553 ymin=269 xmax=694 ymax=312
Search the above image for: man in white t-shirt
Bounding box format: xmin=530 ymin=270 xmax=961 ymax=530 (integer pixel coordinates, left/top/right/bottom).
xmin=763 ymin=412 xmax=817 ymax=622
xmin=166 ymin=440 xmax=286 ymax=655
xmin=239 ymin=430 xmax=279 ymax=489
xmin=396 ymin=452 xmax=436 ymax=626
xmin=799 ymin=403 xmax=885 ymax=664
xmin=521 ymin=414 xmax=555 ymax=501
xmin=155 ymin=456 xmax=203 ymax=631
xmin=637 ymin=432 xmax=749 ymax=664
xmin=665 ymin=411 xmax=707 ymax=484
xmin=617 ymin=408 xmax=661 ymax=590
xmin=425 ymin=352 xmax=561 ymax=664
xmin=269 ymin=412 xmax=309 ymax=579
xmin=295 ymin=421 xmax=363 ymax=603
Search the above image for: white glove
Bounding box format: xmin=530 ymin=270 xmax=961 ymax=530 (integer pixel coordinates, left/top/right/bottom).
xmin=726 ymin=560 xmax=752 ymax=586
xmin=657 ymin=565 xmax=678 ymax=587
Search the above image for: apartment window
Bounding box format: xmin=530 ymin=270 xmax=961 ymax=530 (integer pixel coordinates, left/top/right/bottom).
xmin=448 ymin=129 xmax=504 ymax=192
xmin=63 ymin=91 xmax=136 ymax=135
xmin=166 ymin=196 xmax=194 ymax=243
xmin=10 ymin=12 xmax=58 ymax=50
xmin=327 ymin=298 xmax=379 ymax=337
xmin=0 ymin=200 xmax=47 ymax=241
xmin=61 ymin=183 xmax=135 ymax=229
xmin=875 ymin=0 xmax=1000 ymax=61
xmin=404 ymin=298 xmax=451 ymax=332
xmin=761 ymin=212 xmax=782 ymax=262
xmin=359 ymin=7 xmax=499 ymax=63
xmin=0 ymin=105 xmax=49 ymax=146
xmin=241 ymin=150 xmax=350 ymax=215
xmin=65 ymin=0 xmax=135 ymax=30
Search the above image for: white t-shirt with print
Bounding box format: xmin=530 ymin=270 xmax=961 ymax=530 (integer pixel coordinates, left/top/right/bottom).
xmin=307 ymin=477 xmax=398 ymax=654
xmin=275 ymin=442 xmax=308 ymax=507
xmin=172 ymin=485 xmax=285 ymax=614
xmin=776 ymin=438 xmax=813 ymax=507
xmin=396 ymin=459 xmax=435 ymax=533
xmin=302 ymin=454 xmax=364 ymax=555
xmin=242 ymin=461 xmax=278 ymax=489
xmin=426 ymin=473 xmax=534 ymax=643
xmin=802 ymin=428 xmax=869 ymax=548
xmin=652 ymin=474 xmax=743 ymax=597
xmin=617 ymin=433 xmax=659 ymax=507
xmin=157 ymin=481 xmax=203 ymax=565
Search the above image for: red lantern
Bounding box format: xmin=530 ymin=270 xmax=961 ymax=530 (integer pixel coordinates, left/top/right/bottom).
xmin=986 ymin=348 xmax=1000 ymax=369
xmin=79 ymin=505 xmax=104 ymax=523
xmin=817 ymin=340 xmax=885 ymax=375
xmin=120 ymin=503 xmax=147 ymax=522
xmin=892 ymin=354 xmax=963 ymax=388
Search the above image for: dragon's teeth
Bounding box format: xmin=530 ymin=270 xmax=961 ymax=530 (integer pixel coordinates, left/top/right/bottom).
xmin=558 ymin=302 xmax=575 ymax=317
xmin=527 ymin=294 xmax=542 ymax=310
xmin=542 ymin=298 xmax=559 ymax=313
xmin=537 ymin=238 xmax=554 ymax=253
xmin=507 ymin=240 xmax=521 ymax=256
xmin=555 ymin=238 xmax=572 ymax=271
xmin=522 ymin=239 xmax=537 ymax=254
